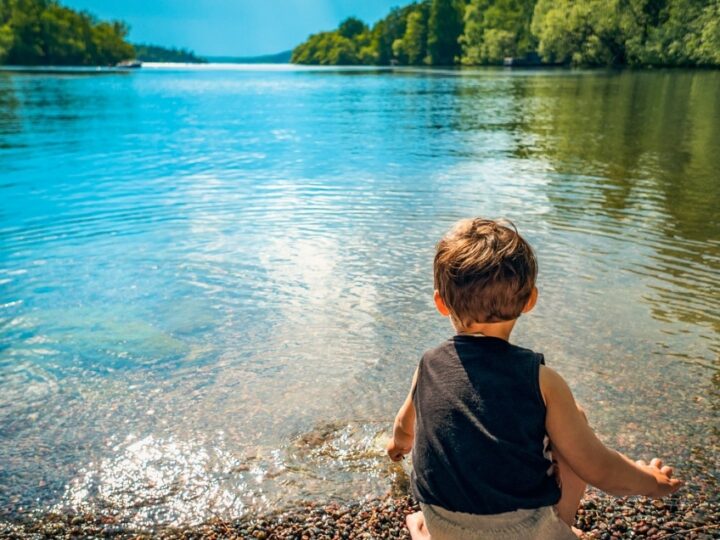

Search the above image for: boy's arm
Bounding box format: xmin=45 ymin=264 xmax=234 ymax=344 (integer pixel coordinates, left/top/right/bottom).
xmin=387 ymin=367 xmax=418 ymax=462
xmin=540 ymin=365 xmax=683 ymax=498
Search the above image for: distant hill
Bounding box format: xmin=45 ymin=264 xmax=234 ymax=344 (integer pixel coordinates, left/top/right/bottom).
xmin=207 ymin=50 xmax=292 ymax=64
xmin=134 ymin=44 xmax=206 ymax=63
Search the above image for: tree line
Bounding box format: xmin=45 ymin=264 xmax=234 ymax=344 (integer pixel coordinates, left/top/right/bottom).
xmin=291 ymin=0 xmax=720 ymax=67
xmin=133 ymin=44 xmax=206 ymax=64
xmin=0 ymin=0 xmax=205 ymax=66
xmin=0 ymin=0 xmax=134 ymax=65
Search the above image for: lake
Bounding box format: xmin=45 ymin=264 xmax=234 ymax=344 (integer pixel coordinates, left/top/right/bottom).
xmin=0 ymin=64 xmax=718 ymax=527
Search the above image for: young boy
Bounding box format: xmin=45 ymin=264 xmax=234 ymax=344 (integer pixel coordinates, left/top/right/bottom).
xmin=387 ymin=218 xmax=682 ymax=539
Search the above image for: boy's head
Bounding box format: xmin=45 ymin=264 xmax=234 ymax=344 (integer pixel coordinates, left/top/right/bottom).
xmin=433 ymin=218 xmax=537 ymax=326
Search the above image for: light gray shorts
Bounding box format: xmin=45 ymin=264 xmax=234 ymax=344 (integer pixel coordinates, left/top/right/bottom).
xmin=420 ymin=503 xmax=577 ymax=540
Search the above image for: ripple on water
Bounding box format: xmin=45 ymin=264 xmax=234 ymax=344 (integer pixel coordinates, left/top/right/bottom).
xmin=0 ymin=67 xmax=718 ymax=525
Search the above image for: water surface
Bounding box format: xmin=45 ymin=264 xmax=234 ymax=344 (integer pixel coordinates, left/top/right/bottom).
xmin=0 ymin=65 xmax=718 ymax=526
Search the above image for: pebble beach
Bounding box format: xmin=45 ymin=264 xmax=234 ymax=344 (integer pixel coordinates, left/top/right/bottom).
xmin=3 ymin=474 xmax=718 ymax=539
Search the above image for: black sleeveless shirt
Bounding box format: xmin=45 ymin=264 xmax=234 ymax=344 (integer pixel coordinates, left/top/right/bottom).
xmin=411 ymin=335 xmax=561 ymax=514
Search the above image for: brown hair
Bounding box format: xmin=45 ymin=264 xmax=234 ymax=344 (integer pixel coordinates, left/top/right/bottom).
xmin=433 ymin=218 xmax=537 ymax=325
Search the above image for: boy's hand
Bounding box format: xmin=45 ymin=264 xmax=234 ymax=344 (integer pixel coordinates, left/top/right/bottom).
xmin=387 ymin=437 xmax=412 ymax=461
xmin=636 ymin=458 xmax=683 ymax=498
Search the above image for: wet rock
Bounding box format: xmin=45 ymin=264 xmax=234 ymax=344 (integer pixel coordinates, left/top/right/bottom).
xmin=2 ymin=485 xmax=718 ymax=540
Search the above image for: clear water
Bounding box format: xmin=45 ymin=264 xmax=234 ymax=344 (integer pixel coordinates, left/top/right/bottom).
xmin=1 ymin=65 xmax=718 ymax=526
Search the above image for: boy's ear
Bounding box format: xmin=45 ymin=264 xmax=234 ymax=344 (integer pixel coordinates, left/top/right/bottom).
xmin=522 ymin=286 xmax=538 ymax=313
xmin=434 ymin=290 xmax=451 ymax=317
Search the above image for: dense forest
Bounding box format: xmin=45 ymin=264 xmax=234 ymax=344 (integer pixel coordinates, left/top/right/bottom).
xmin=292 ymin=0 xmax=720 ymax=67
xmin=0 ymin=0 xmax=204 ymax=66
xmin=0 ymin=0 xmax=134 ymax=65
xmin=133 ymin=44 xmax=206 ymax=64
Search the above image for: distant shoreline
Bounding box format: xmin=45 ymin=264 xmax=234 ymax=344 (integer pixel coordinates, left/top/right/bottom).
xmin=207 ymin=50 xmax=292 ymax=64
xmin=2 ymin=63 xmax=718 ymax=75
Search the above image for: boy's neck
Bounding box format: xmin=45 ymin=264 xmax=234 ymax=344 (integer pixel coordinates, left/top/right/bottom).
xmin=454 ymin=318 xmax=518 ymax=342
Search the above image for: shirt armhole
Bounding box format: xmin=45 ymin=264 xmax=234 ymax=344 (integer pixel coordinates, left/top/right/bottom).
xmin=533 ymin=353 xmax=547 ymax=408
xmin=411 ymin=356 xmax=423 ymax=401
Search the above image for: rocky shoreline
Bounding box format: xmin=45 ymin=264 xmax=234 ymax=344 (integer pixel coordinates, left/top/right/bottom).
xmin=2 ymin=487 xmax=718 ymax=539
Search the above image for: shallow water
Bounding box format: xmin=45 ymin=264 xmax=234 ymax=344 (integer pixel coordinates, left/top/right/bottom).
xmin=0 ymin=65 xmax=718 ymax=526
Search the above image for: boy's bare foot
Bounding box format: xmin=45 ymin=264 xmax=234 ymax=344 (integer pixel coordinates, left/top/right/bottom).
xmin=407 ymin=511 xmax=431 ymax=540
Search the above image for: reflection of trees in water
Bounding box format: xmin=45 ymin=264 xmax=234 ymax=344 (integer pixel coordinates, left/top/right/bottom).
xmin=20 ymin=76 xmax=86 ymax=126
xmin=0 ymin=74 xmax=20 ymax=141
xmin=513 ymin=70 xmax=720 ymax=337
xmin=4 ymin=73 xmax=130 ymax=136
xmin=448 ymin=73 xmax=536 ymax=159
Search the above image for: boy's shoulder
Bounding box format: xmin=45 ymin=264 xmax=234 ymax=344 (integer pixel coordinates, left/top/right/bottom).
xmin=421 ymin=336 xmax=544 ymax=365
xmin=421 ymin=337 xmax=457 ymax=357
xmin=419 ymin=337 xmax=461 ymax=364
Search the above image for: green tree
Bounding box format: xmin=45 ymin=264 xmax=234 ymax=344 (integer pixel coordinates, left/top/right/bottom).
xmin=290 ymin=0 xmax=720 ymax=67
xmin=90 ymin=20 xmax=134 ymax=65
xmin=633 ymin=0 xmax=713 ymax=66
xmin=531 ymin=0 xmax=720 ymax=67
xmin=427 ymin=0 xmax=464 ymax=64
xmin=393 ymin=7 xmax=429 ymax=64
xmin=0 ymin=23 xmax=13 ymax=63
xmin=41 ymin=4 xmax=89 ymax=64
xmin=338 ymin=17 xmax=367 ymax=39
xmin=369 ymin=4 xmax=419 ymax=65
xmin=357 ymin=34 xmax=380 ymax=64
xmin=531 ymin=0 xmax=625 ymax=65
xmin=133 ymin=43 xmax=206 ymax=63
xmin=0 ymin=0 xmax=135 ymax=66
xmin=461 ymin=0 xmax=536 ymax=64
xmin=3 ymin=0 xmax=45 ymax=65
xmin=693 ymin=0 xmax=720 ymax=64
xmin=616 ymin=0 xmax=669 ymax=64
xmin=291 ymin=31 xmax=360 ymax=65
xmin=479 ymin=28 xmax=516 ymax=62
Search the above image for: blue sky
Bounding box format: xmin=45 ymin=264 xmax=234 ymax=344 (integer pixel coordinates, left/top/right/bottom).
xmin=63 ymin=0 xmax=403 ymax=57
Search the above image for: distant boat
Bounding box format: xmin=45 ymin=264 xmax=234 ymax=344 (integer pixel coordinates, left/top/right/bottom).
xmin=116 ymin=60 xmax=142 ymax=69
